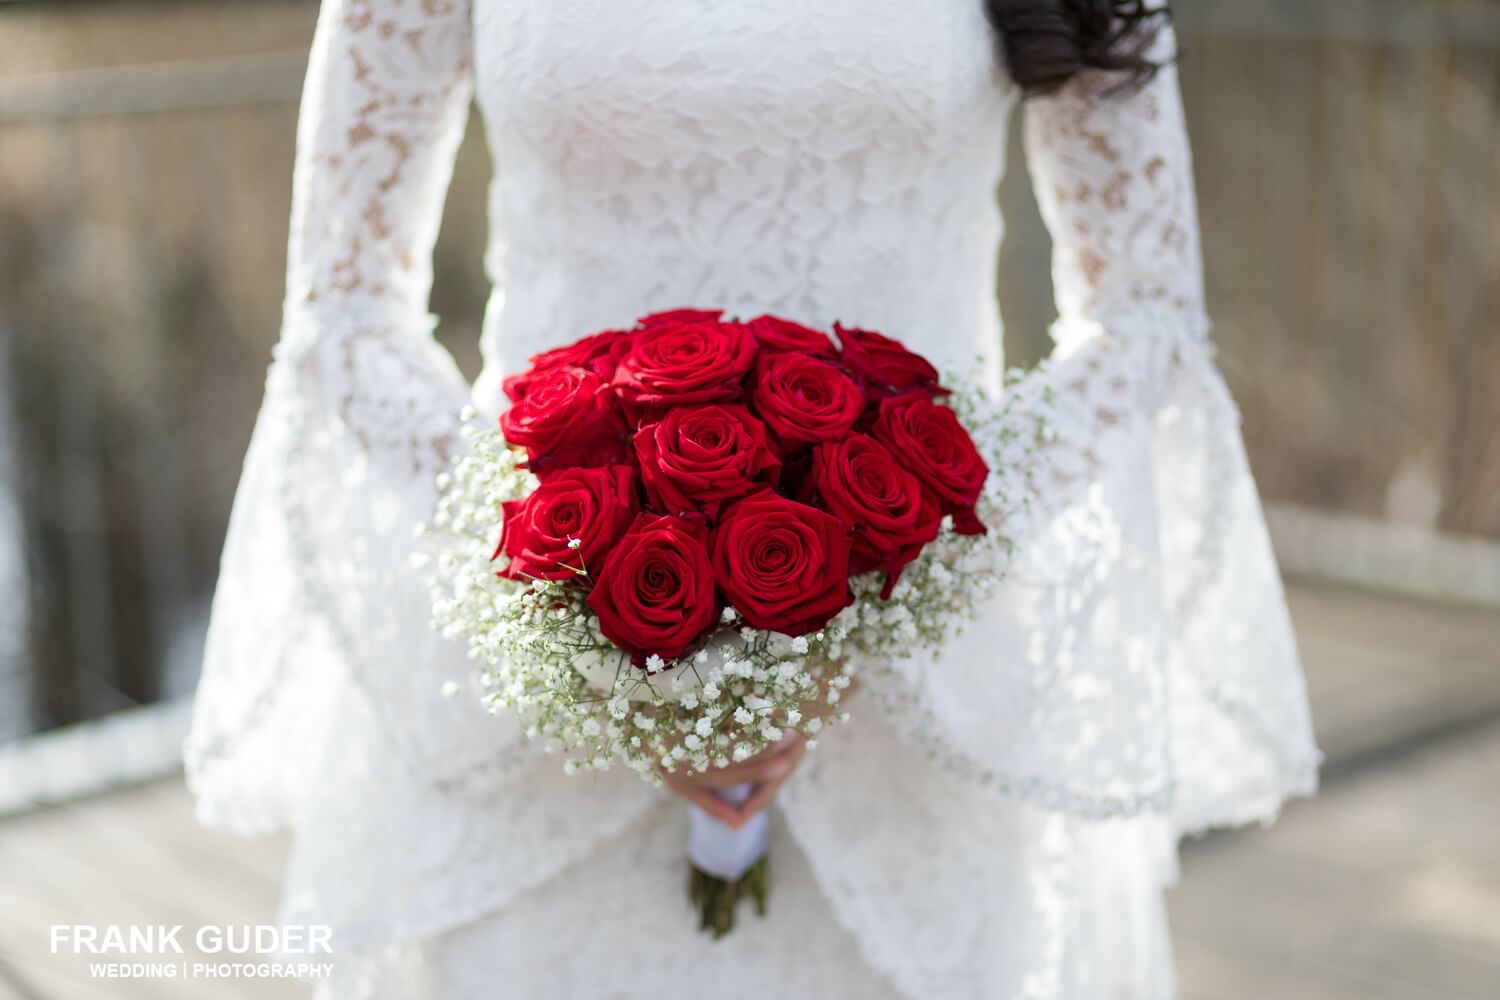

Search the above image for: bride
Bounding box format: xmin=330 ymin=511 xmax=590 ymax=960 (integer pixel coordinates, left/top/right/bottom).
xmin=187 ymin=0 xmax=1320 ymax=996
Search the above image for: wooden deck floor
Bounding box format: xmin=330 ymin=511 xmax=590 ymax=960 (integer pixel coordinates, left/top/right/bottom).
xmin=0 ymin=579 xmax=1497 ymax=999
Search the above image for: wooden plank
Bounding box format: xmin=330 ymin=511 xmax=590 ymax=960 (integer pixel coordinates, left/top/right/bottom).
xmin=1178 ymin=0 xmax=1500 ymax=49
xmin=1173 ymin=724 xmax=1500 ymax=1000
xmin=0 ymin=782 xmax=293 ymax=1000
xmin=1438 ymin=40 xmax=1500 ymax=535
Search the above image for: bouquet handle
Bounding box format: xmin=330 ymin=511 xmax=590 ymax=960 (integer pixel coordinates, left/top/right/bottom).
xmin=688 ymin=783 xmax=769 ymax=878
xmin=687 ymin=783 xmax=770 ymax=936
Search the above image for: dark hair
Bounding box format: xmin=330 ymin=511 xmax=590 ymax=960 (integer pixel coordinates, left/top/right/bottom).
xmin=984 ymin=0 xmax=1172 ymax=96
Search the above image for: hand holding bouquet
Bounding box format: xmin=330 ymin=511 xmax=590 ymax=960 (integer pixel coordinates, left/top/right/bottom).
xmin=427 ymin=309 xmax=1032 ymax=933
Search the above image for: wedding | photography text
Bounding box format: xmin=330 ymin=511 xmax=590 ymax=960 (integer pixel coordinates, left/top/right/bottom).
xmin=76 ymin=960 xmax=335 ymax=983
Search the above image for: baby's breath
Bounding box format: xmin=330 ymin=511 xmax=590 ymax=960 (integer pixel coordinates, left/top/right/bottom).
xmin=423 ymin=376 xmax=1044 ymax=782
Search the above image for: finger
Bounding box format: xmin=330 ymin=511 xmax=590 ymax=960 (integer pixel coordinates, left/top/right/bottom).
xmin=680 ymin=760 xmax=781 ymax=790
xmin=689 ymin=755 xmax=795 ymax=788
xmin=661 ymin=773 xmax=743 ymax=826
xmin=735 ymin=732 xmax=803 ymax=762
xmin=714 ymin=753 xmax=798 ymax=830
xmin=679 ymin=754 xmax=802 ymax=828
xmin=737 ymin=746 xmax=804 ymax=820
xmin=694 ymin=734 xmax=805 ymax=782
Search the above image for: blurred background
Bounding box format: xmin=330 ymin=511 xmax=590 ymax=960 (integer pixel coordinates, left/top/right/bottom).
xmin=0 ymin=1 xmax=1497 ymax=998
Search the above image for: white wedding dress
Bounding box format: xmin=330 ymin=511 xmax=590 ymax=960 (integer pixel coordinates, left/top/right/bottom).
xmin=186 ymin=0 xmax=1321 ymax=996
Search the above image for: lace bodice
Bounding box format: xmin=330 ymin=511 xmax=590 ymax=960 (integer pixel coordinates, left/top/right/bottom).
xmin=470 ymin=0 xmax=1011 ymax=391
xmin=188 ymin=0 xmax=1319 ymax=980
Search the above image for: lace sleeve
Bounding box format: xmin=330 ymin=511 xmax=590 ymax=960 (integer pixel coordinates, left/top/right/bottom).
xmin=1009 ymin=19 xmax=1210 ymax=526
xmin=281 ymin=0 xmax=475 ymax=459
xmin=186 ymin=0 xmax=540 ymax=833
xmin=854 ymin=21 xmax=1319 ymax=825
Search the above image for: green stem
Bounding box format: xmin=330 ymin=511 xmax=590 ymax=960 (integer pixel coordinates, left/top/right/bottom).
xmin=687 ymin=855 xmax=770 ymax=938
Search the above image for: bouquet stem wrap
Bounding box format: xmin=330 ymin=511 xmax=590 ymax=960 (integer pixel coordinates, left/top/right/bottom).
xmin=688 ymin=783 xmax=770 ymax=936
xmin=688 ymin=783 xmax=769 ymax=879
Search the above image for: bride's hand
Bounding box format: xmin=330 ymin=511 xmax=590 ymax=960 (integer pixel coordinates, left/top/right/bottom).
xmin=657 ymin=674 xmax=859 ymax=829
xmin=659 ymin=732 xmax=807 ymax=830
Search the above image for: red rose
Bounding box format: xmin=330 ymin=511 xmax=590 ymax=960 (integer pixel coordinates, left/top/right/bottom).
xmin=501 ymin=372 xmax=532 ymax=405
xmin=497 ymin=467 xmax=638 ymax=581
xmin=637 ymin=308 xmax=724 ymax=328
xmin=872 ymin=395 xmax=989 ymax=535
xmin=805 ymin=434 xmax=942 ymax=597
xmin=634 ymin=405 xmax=781 ymax=516
xmin=529 ymin=437 xmax=635 ymax=479
xmin=588 ymin=514 xmax=719 ymax=663
xmin=747 ymin=352 xmax=864 ymax=455
xmin=515 ymin=329 xmax=632 ymax=391
xmin=713 ymin=492 xmax=854 ymax=636
xmin=612 ymin=319 xmax=758 ymax=420
xmin=746 ymin=315 xmax=837 ymax=357
xmin=499 ymin=365 xmax=626 ymax=470
xmin=835 ymin=323 xmax=944 ymax=401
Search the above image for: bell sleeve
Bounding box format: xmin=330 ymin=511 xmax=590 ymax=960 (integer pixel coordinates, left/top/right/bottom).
xmin=185 ymin=0 xmax=533 ymax=834
xmin=862 ymin=19 xmax=1320 ymax=829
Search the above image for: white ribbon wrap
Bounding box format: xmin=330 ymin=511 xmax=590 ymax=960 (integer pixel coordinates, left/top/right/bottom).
xmin=687 ymin=783 xmax=770 ymax=880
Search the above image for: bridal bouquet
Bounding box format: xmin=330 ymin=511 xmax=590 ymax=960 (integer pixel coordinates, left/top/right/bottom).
xmin=426 ymin=309 xmax=1031 ymax=934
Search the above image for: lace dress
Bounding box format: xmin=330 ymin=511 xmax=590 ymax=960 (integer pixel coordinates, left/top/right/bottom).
xmin=185 ymin=0 xmax=1320 ymax=996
